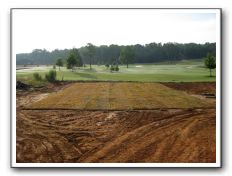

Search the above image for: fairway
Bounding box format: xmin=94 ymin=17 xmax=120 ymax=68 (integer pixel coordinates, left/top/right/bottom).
xmin=16 ymin=60 xmax=216 ymax=83
xmin=27 ymin=82 xmax=214 ymax=110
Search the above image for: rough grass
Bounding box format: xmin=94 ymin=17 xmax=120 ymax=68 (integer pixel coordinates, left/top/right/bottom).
xmin=27 ymin=83 xmax=215 ymax=110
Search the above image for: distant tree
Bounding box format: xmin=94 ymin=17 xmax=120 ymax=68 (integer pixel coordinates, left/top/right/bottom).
xmin=108 ymin=44 xmax=121 ymax=64
xmin=115 ymin=65 xmax=119 ymax=71
xmin=66 ymin=49 xmax=81 ymax=71
xmin=86 ymin=43 xmax=96 ymax=69
xmin=72 ymin=48 xmax=83 ymax=67
xmin=109 ymin=64 xmax=119 ymax=72
xmin=204 ymin=53 xmax=216 ymax=77
xmin=56 ymin=58 xmax=63 ymax=70
xmin=120 ymin=46 xmax=135 ymax=68
xmin=16 ymin=42 xmax=216 ymax=66
xmin=105 ymin=64 xmax=110 ymax=69
xmin=66 ymin=52 xmax=77 ymax=71
xmin=110 ymin=65 xmax=114 ymax=72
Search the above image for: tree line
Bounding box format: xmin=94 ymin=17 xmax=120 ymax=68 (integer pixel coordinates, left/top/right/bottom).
xmin=16 ymin=42 xmax=216 ymax=66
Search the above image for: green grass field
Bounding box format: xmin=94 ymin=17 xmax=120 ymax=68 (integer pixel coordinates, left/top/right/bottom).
xmin=16 ymin=59 xmax=216 ymax=85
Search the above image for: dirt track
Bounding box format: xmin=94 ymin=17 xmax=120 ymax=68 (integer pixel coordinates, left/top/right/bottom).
xmin=16 ymin=82 xmax=216 ymax=163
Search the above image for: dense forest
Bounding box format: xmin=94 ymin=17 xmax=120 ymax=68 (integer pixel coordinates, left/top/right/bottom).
xmin=16 ymin=42 xmax=216 ymax=65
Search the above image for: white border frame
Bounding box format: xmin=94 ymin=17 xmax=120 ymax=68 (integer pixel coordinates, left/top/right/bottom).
xmin=11 ymin=8 xmax=221 ymax=168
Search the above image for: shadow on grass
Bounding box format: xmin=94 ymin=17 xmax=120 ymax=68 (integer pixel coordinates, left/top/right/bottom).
xmin=205 ymin=75 xmax=216 ymax=78
xmin=74 ymin=72 xmax=98 ymax=79
xmin=81 ymin=68 xmax=97 ymax=72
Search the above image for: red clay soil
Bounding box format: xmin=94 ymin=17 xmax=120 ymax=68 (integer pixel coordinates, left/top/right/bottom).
xmin=16 ymin=83 xmax=216 ymax=163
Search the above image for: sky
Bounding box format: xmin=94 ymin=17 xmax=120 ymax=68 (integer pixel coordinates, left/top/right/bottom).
xmin=12 ymin=9 xmax=219 ymax=54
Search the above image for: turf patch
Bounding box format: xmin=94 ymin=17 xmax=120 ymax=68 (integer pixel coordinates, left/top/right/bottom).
xmin=26 ymin=83 xmax=215 ymax=110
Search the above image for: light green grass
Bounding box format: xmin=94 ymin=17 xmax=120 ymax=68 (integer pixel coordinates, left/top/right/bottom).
xmin=16 ymin=59 xmax=216 ymax=84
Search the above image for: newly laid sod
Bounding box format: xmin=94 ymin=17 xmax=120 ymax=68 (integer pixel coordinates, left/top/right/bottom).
xmin=27 ymin=82 xmax=215 ymax=110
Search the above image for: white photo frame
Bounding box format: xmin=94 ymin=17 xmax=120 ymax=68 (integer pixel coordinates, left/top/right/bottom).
xmin=11 ymin=8 xmax=221 ymax=167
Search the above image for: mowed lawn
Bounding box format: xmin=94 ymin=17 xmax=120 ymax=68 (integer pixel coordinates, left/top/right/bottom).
xmin=17 ymin=60 xmax=216 ymax=83
xmin=27 ymin=82 xmax=215 ymax=110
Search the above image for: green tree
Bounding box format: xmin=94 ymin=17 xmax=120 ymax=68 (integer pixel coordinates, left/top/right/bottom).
xmin=72 ymin=48 xmax=83 ymax=67
xmin=67 ymin=52 xmax=77 ymax=71
xmin=120 ymin=46 xmax=135 ymax=68
xmin=110 ymin=65 xmax=114 ymax=72
xmin=115 ymin=65 xmax=119 ymax=71
xmin=86 ymin=43 xmax=96 ymax=69
xmin=66 ymin=49 xmax=83 ymax=71
xmin=204 ymin=53 xmax=216 ymax=77
xmin=56 ymin=58 xmax=63 ymax=70
xmin=45 ymin=70 xmax=57 ymax=82
xmin=17 ymin=43 xmax=216 ymax=65
xmin=105 ymin=64 xmax=110 ymax=69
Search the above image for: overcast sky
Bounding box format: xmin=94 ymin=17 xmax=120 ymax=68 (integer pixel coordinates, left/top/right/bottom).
xmin=12 ymin=9 xmax=219 ymax=54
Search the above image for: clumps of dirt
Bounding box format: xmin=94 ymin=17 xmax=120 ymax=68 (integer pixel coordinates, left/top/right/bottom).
xmin=16 ymin=108 xmax=216 ymax=163
xmin=105 ymin=112 xmax=117 ymax=120
xmin=16 ymin=82 xmax=72 ymax=109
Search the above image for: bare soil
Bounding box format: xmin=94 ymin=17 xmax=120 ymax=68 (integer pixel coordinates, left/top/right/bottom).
xmin=162 ymin=82 xmax=216 ymax=95
xmin=16 ymin=82 xmax=216 ymax=163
